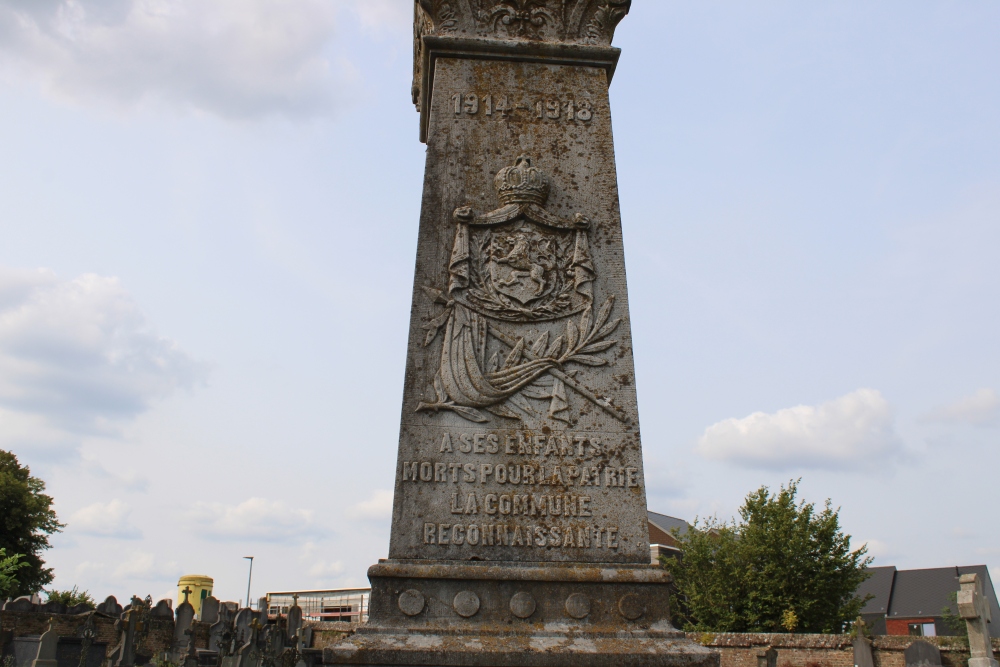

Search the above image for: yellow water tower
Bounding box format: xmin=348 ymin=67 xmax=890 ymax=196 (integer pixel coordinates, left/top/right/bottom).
xmin=177 ymin=574 xmax=214 ymax=618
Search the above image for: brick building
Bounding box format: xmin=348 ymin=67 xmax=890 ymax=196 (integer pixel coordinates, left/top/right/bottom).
xmin=856 ymin=565 xmax=999 ymax=636
xmin=647 ymin=510 xmax=689 ymax=563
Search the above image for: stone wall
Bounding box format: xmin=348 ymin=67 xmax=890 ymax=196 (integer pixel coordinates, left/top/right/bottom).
xmin=0 ymin=609 xmax=212 ymax=659
xmin=688 ymin=633 xmax=1000 ymax=667
xmin=303 ymin=621 xmax=354 ymax=650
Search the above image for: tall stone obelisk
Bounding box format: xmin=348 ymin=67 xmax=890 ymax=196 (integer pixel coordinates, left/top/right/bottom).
xmin=326 ymin=2 xmax=717 ymax=666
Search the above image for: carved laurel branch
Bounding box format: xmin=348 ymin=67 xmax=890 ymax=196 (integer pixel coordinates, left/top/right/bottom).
xmin=417 ymin=290 xmax=621 ymax=423
xmin=556 ymin=295 xmax=620 ymax=366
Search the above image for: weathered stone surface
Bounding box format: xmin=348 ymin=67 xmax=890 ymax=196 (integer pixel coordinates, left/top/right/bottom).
xmin=904 ymin=641 xmax=942 ymax=667
xmin=959 ymin=573 xmax=999 ymax=667
xmin=201 ymin=597 xmax=221 ymax=625
xmin=96 ymin=596 xmax=122 ymax=617
xmin=30 ymin=624 xmax=58 ymax=667
xmin=392 ymin=55 xmax=648 ymax=564
xmin=324 ymin=3 xmax=716 ymax=667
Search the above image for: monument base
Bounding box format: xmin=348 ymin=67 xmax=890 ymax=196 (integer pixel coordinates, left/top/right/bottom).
xmin=968 ymin=659 xmax=999 ymax=667
xmin=323 ymin=560 xmax=718 ymax=667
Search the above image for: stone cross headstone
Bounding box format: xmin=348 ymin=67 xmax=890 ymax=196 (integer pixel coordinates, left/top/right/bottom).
xmin=852 ymin=617 xmax=875 ymax=667
xmin=324 ymin=3 xmax=716 ymax=667
xmin=201 ymin=596 xmax=221 ymax=625
xmin=109 ymin=598 xmax=142 ymax=667
xmin=171 ymin=588 xmax=196 ymax=662
xmin=959 ymin=573 xmax=999 ymax=667
xmin=30 ymin=623 xmax=59 ymax=667
xmin=904 ymin=641 xmax=942 ymax=667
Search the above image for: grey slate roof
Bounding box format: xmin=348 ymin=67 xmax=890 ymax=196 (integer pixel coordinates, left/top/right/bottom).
xmin=647 ymin=511 xmax=690 ymax=537
xmin=857 ymin=566 xmax=897 ymax=615
xmin=886 ymin=565 xmax=1000 ymax=622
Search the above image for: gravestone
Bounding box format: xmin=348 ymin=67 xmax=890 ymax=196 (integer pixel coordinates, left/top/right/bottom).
xmin=234 ymin=609 xmax=253 ymax=646
xmin=959 ymin=573 xmax=999 ymax=667
xmin=183 ymin=630 xmax=199 ymax=667
xmin=6 ymin=596 xmax=35 ymax=612
xmin=209 ymin=619 xmax=228 ymax=656
xmin=853 ymin=637 xmax=874 ymax=667
xmin=904 ymin=641 xmax=942 ymax=667
xmin=285 ymin=597 xmax=302 ymax=645
xmin=150 ymin=600 xmax=173 ymax=619
xmin=110 ymin=596 xmax=152 ymax=667
xmin=30 ymin=624 xmax=58 ymax=667
xmin=236 ymin=621 xmax=262 ymax=667
xmin=97 ymin=596 xmax=123 ymax=617
xmin=256 ymin=598 xmax=268 ymax=625
xmin=11 ymin=637 xmax=41 ymax=667
xmin=324 ymin=3 xmax=717 ymax=667
xmin=172 ymin=589 xmax=197 ymax=662
xmin=54 ymin=638 xmax=106 ymax=667
xmin=37 ymin=601 xmax=67 ymax=615
xmin=202 ymin=597 xmax=221 ymax=625
xmin=757 ymin=647 xmax=777 ymax=667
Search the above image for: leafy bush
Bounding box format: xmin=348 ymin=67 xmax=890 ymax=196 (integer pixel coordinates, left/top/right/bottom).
xmin=661 ymin=479 xmax=872 ymax=633
xmin=46 ymin=586 xmax=95 ymax=608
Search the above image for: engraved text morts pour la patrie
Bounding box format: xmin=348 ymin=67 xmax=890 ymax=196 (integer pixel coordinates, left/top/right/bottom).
xmin=324 ymin=2 xmax=719 ymax=666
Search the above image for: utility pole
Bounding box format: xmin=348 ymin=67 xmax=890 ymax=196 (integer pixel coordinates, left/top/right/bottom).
xmin=243 ymin=556 xmax=254 ymax=609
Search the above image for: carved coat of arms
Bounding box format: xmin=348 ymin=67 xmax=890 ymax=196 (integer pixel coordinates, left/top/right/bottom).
xmin=418 ymin=155 xmax=623 ymax=424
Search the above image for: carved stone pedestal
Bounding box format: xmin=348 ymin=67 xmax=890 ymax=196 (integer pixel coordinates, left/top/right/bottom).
xmin=324 ymin=560 xmax=714 ymax=667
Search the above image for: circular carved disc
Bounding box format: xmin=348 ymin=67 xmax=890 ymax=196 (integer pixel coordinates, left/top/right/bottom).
xmin=564 ymin=593 xmax=591 ymax=619
xmin=618 ymin=593 xmax=645 ymax=620
xmin=509 ymin=592 xmax=536 ymax=619
xmin=398 ymin=589 xmax=425 ymax=616
xmin=453 ymin=591 xmax=481 ymax=618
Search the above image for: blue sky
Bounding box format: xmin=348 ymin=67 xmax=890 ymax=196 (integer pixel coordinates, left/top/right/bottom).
xmin=0 ymin=1 xmax=998 ymax=604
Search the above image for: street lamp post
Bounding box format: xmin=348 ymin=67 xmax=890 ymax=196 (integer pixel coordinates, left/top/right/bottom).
xmin=243 ymin=556 xmax=254 ymax=610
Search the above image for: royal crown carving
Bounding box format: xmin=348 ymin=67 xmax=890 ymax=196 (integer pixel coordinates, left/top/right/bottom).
xmin=495 ymin=156 xmax=550 ymax=206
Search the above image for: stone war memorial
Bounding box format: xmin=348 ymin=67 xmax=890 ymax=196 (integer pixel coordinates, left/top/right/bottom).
xmin=324 ymin=2 xmax=717 ymax=667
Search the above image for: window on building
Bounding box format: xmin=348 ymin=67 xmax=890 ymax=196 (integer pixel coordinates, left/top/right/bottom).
xmin=922 ymin=623 xmax=936 ymax=637
xmin=908 ymin=623 xmax=922 ymax=636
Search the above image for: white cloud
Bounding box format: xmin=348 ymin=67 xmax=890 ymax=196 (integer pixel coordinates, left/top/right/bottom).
xmin=187 ymin=497 xmax=317 ymax=541
xmin=347 ymin=489 xmax=393 ymax=520
xmin=923 ymin=388 xmax=1000 ymax=427
xmin=696 ymin=388 xmax=903 ymax=470
xmin=350 ymin=0 xmax=411 ymax=32
xmin=0 ymin=0 xmax=352 ymax=118
xmin=307 ymin=560 xmax=344 ymax=578
xmin=70 ymin=499 xmax=141 ymax=538
xmin=860 ymin=539 xmax=894 ymax=561
xmin=0 ymin=268 xmax=205 ymax=451
xmin=111 ymin=549 xmax=180 ymax=580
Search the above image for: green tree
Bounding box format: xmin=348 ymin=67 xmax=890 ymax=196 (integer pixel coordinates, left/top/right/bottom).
xmin=662 ymin=479 xmax=872 ymax=633
xmin=46 ymin=586 xmax=95 ymax=608
xmin=0 ymin=548 xmax=29 ymax=597
xmin=0 ymin=450 xmax=64 ymax=596
xmin=941 ymin=591 xmax=969 ymax=638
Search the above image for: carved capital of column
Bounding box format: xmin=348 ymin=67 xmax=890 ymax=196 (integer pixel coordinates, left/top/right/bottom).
xmin=412 ymin=0 xmax=631 ymax=140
